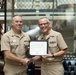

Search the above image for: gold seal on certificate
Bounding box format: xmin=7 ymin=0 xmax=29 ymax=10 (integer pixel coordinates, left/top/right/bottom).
xmin=29 ymin=41 xmax=48 ymax=55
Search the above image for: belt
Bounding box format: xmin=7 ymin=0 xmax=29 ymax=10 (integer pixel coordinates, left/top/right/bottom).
xmin=17 ymin=63 xmax=23 ymax=66
xmin=9 ymin=62 xmax=22 ymax=66
xmin=42 ymin=61 xmax=62 ymax=65
xmin=6 ymin=61 xmax=23 ymax=66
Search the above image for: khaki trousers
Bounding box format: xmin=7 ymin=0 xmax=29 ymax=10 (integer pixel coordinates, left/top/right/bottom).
xmin=41 ymin=62 xmax=64 ymax=75
xmin=3 ymin=62 xmax=28 ymax=75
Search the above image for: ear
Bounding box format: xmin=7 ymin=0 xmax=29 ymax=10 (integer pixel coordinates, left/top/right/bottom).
xmin=49 ymin=21 xmax=52 ymax=29
xmin=11 ymin=22 xmax=13 ymax=28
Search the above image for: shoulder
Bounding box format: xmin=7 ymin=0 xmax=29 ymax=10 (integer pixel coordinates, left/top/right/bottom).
xmin=2 ymin=30 xmax=11 ymax=37
xmin=1 ymin=30 xmax=12 ymax=42
xmin=51 ymin=29 xmax=61 ymax=36
xmin=38 ymin=34 xmax=43 ymax=40
xmin=24 ymin=32 xmax=30 ymax=39
xmin=24 ymin=32 xmax=30 ymax=37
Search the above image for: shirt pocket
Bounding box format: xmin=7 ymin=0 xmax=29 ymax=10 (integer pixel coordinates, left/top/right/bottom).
xmin=48 ymin=36 xmax=57 ymax=47
xmin=10 ymin=39 xmax=19 ymax=53
xmin=48 ymin=37 xmax=59 ymax=54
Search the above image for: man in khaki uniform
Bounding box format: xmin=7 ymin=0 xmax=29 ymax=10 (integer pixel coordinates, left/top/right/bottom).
xmin=32 ymin=17 xmax=68 ymax=75
xmin=1 ymin=15 xmax=30 ymax=75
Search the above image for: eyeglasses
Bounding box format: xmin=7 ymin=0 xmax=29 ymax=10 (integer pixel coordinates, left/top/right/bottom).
xmin=39 ymin=22 xmax=49 ymax=26
xmin=14 ymin=20 xmax=23 ymax=23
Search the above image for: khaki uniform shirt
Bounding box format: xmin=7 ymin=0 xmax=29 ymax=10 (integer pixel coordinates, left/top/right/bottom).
xmin=38 ymin=29 xmax=68 ymax=62
xmin=1 ymin=29 xmax=30 ymax=65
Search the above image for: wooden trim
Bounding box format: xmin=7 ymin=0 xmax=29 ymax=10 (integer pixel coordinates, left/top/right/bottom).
xmin=4 ymin=0 xmax=6 ymax=33
xmin=12 ymin=0 xmax=14 ymax=17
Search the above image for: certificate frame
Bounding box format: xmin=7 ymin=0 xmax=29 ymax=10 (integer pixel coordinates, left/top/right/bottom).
xmin=29 ymin=40 xmax=48 ymax=55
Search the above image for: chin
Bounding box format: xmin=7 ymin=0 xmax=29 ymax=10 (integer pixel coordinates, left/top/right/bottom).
xmin=17 ymin=28 xmax=21 ymax=30
xmin=42 ymin=30 xmax=47 ymax=33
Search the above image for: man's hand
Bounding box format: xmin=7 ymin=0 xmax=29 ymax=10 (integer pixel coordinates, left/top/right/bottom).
xmin=42 ymin=54 xmax=53 ymax=59
xmin=25 ymin=45 xmax=29 ymax=51
xmin=21 ymin=58 xmax=30 ymax=66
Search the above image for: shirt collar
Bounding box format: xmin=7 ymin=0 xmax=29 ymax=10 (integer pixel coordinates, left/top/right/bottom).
xmin=10 ymin=28 xmax=25 ymax=38
xmin=41 ymin=29 xmax=55 ymax=40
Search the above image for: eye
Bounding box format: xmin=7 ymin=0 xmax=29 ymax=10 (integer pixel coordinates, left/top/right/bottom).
xmin=15 ymin=21 xmax=23 ymax=23
xmin=39 ymin=22 xmax=48 ymax=26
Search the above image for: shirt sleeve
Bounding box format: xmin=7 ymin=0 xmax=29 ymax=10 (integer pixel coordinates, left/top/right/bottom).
xmin=1 ymin=34 xmax=10 ymax=51
xmin=57 ymin=33 xmax=68 ymax=50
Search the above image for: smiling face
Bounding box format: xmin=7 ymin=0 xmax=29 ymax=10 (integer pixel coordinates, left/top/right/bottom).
xmin=11 ymin=15 xmax=23 ymax=33
xmin=38 ymin=17 xmax=51 ymax=35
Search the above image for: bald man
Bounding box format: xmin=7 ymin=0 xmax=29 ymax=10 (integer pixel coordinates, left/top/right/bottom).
xmin=1 ymin=15 xmax=30 ymax=75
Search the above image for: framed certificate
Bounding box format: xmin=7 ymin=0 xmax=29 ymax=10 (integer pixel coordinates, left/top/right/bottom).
xmin=29 ymin=40 xmax=48 ymax=55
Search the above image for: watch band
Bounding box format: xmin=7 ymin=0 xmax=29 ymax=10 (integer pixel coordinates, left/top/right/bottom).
xmin=52 ymin=54 xmax=55 ymax=58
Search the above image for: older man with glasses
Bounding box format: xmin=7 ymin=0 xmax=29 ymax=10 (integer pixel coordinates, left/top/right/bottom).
xmin=32 ymin=17 xmax=68 ymax=75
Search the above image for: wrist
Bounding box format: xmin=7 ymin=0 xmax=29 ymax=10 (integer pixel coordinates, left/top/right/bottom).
xmin=30 ymin=58 xmax=33 ymax=62
xmin=51 ymin=54 xmax=55 ymax=58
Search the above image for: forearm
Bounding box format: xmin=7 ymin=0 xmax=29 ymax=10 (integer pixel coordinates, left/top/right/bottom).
xmin=53 ymin=50 xmax=67 ymax=57
xmin=4 ymin=50 xmax=23 ymax=63
xmin=42 ymin=50 xmax=67 ymax=59
xmin=4 ymin=50 xmax=30 ymax=66
xmin=31 ymin=56 xmax=41 ymax=62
